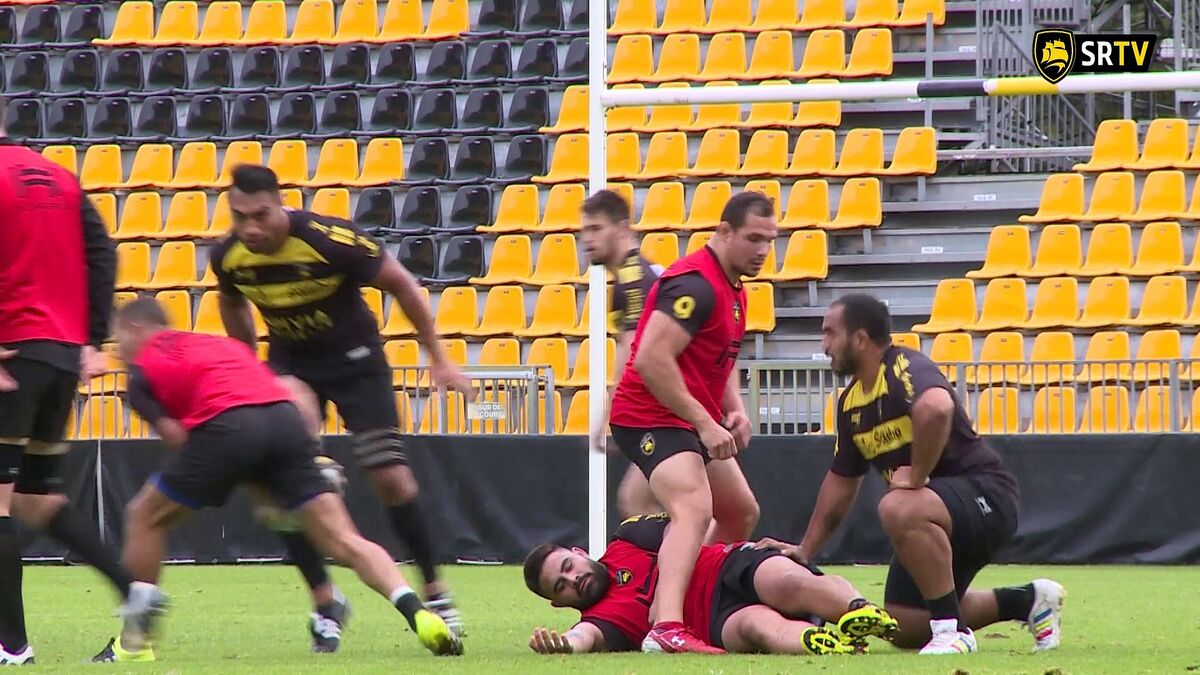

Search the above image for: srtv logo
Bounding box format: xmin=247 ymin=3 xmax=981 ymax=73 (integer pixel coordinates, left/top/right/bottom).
xmin=1033 ymin=30 xmax=1157 ymax=83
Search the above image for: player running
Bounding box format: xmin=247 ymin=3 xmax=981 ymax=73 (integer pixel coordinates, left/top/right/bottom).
xmin=608 ymin=191 xmax=777 ymax=653
xmin=581 ymin=189 xmax=758 ymax=534
xmin=773 ymin=294 xmax=1063 ymax=655
xmin=523 ymin=514 xmax=897 ymax=655
xmin=0 ymin=115 xmax=162 ymax=666
xmin=92 ymin=298 xmax=463 ymax=662
xmin=209 ymin=165 xmax=473 ymax=650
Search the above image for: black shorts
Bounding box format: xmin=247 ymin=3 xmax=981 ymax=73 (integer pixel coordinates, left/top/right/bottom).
xmin=0 ymin=357 xmax=77 ymax=493
xmin=153 ymin=402 xmax=334 ymax=510
xmin=611 ymin=425 xmax=710 ymax=479
xmin=708 ymin=546 xmax=826 ymax=649
xmin=884 ymin=474 xmax=1020 ymax=607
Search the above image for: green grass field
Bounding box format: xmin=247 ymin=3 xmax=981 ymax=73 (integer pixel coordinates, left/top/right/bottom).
xmin=18 ymin=563 xmax=1200 ymax=674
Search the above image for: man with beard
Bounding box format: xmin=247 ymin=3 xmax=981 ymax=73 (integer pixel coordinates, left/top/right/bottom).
xmin=523 ymin=514 xmax=897 ymax=656
xmin=774 ymin=294 xmax=1063 ymax=655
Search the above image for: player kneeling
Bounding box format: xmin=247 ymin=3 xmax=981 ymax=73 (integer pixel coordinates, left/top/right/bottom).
xmin=92 ymin=298 xmax=463 ymax=662
xmin=523 ymin=514 xmax=897 ymax=656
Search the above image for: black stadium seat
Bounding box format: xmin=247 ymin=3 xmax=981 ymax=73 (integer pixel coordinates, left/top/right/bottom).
xmin=232 ymin=46 xmax=281 ymax=93
xmin=270 ymin=92 xmax=318 ymax=139
xmin=175 ymin=94 xmax=226 ymax=141
xmin=353 ymin=187 xmax=399 ymax=231
xmin=0 ymin=8 xmax=16 ymax=46
xmin=313 ymin=90 xmax=362 ymax=138
xmin=5 ymin=98 xmax=42 ymax=140
xmin=89 ymin=96 xmax=132 ymax=142
xmin=412 ymin=88 xmax=458 ymax=136
xmin=423 ymin=40 xmax=466 ymax=86
xmin=359 ymin=87 xmax=412 ymax=136
xmin=367 ymin=43 xmax=415 ymax=90
xmin=277 ymin=45 xmax=325 ymax=92
xmin=46 ymin=97 xmax=87 ymax=142
xmin=517 ymin=0 xmax=562 ymax=36
xmin=218 ymin=93 xmax=271 ymax=142
xmin=323 ymin=43 xmax=370 ymax=90
xmin=133 ymin=95 xmax=178 ymax=140
xmin=551 ymin=38 xmax=589 ymax=84
xmin=97 ymin=49 xmax=145 ymax=96
xmin=18 ymin=5 xmax=60 ymax=47
xmin=495 ymin=135 xmax=546 ymax=183
xmin=397 ymin=186 xmax=443 ymax=232
xmin=144 ymin=48 xmax=188 ymax=96
xmin=499 ymin=86 xmax=549 ymax=134
xmin=456 ymin=39 xmax=511 ymax=85
xmin=7 ymin=52 xmax=50 ymax=98
xmin=62 ymin=3 xmax=105 ymax=47
xmin=466 ymin=0 xmax=517 ymax=38
xmin=460 ymin=88 xmax=503 ymax=134
xmin=56 ymin=50 xmax=100 ymax=96
xmin=444 ymin=185 xmax=493 ymax=233
xmin=397 ymin=236 xmax=439 ymax=281
xmin=440 ymin=136 xmax=496 ymax=185
xmin=505 ymin=38 xmax=558 ymax=84
xmin=439 ymin=235 xmax=485 ymax=284
xmin=559 ymin=0 xmax=589 ymax=35
xmin=189 ymin=47 xmax=233 ymax=94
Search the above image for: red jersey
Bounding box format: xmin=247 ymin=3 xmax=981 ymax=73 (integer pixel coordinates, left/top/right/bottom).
xmin=130 ymin=331 xmax=291 ymax=430
xmin=610 ymin=247 xmax=747 ymax=430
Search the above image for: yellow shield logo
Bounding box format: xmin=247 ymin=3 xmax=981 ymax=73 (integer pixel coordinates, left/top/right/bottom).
xmin=639 ymin=433 xmax=655 ymax=456
xmin=1034 ymin=29 xmax=1075 ymax=83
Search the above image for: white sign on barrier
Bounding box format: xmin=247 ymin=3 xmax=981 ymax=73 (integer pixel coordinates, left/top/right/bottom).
xmin=468 ymin=402 xmax=506 ymax=420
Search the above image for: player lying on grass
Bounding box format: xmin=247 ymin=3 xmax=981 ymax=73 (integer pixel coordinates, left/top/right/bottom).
xmin=523 ymin=514 xmax=897 ymax=655
xmin=91 ymin=298 xmax=463 ymax=662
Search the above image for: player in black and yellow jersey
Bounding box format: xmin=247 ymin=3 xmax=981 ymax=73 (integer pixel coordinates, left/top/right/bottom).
xmin=209 ymin=165 xmax=474 ymax=651
xmin=580 ymin=190 xmax=759 ymax=545
xmin=764 ymin=294 xmax=1062 ymax=656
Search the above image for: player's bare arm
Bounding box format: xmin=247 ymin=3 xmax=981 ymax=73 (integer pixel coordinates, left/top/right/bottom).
xmin=794 ymin=472 xmax=865 ymax=562
xmin=529 ymin=623 xmax=606 ymax=655
xmin=593 ymin=330 xmax=634 ymax=452
xmin=722 ymin=369 xmax=751 ymax=450
xmin=217 ymin=293 xmax=258 ymax=349
xmin=894 ymin=388 xmax=955 ymax=490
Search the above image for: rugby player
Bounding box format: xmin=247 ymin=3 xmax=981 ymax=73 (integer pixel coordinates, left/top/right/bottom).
xmin=580 ymin=189 xmax=758 ymax=536
xmin=209 ymin=165 xmax=473 ymax=649
xmin=523 ymin=514 xmax=897 ymax=655
xmin=0 ymin=108 xmax=162 ymax=666
xmin=608 ymin=191 xmax=777 ymax=653
xmin=770 ymin=294 xmax=1063 ymax=654
xmin=92 ymin=299 xmax=462 ymax=662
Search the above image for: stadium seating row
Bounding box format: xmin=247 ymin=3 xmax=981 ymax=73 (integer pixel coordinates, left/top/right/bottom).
xmin=1022 ymin=172 xmax=1200 ymax=223
xmin=608 ymin=0 xmax=945 ymax=34
xmin=1074 ymin=118 xmax=1200 ymax=172
xmin=0 ymin=2 xmax=103 ymax=47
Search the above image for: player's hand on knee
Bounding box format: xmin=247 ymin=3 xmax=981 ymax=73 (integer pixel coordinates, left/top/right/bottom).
xmin=80 ymin=345 xmax=106 ymax=380
xmin=723 ymin=412 xmax=752 ymax=450
xmin=754 ymin=537 xmax=808 ymax=564
xmin=529 ymin=627 xmax=573 ymax=654
xmin=888 ymin=466 xmax=929 ymax=491
xmin=699 ymin=419 xmax=737 ymax=460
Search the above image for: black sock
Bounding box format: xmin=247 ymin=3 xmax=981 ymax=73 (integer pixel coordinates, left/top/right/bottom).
xmin=316 ymin=588 xmax=348 ymax=622
xmin=391 ymin=588 xmax=424 ymax=632
xmin=45 ymin=507 xmax=133 ymax=600
xmin=388 ymin=501 xmax=438 ymax=585
xmin=0 ymin=517 xmax=27 ymax=652
xmin=278 ymin=531 xmax=330 ymax=592
xmin=926 ymin=590 xmax=965 ymax=632
xmin=994 ymin=583 xmax=1036 ymax=621
xmin=847 ymin=597 xmax=869 ymax=611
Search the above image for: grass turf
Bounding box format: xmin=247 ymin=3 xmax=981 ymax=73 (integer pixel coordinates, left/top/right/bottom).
xmin=19 ymin=563 xmax=1200 ymax=674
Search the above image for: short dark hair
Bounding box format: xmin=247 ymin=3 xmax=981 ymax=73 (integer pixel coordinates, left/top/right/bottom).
xmin=230 ymin=164 xmax=281 ymax=195
xmin=523 ymin=543 xmax=560 ymax=598
xmin=721 ymin=191 xmax=775 ymax=229
xmin=116 ymin=297 xmax=169 ymax=327
xmin=581 ymin=189 xmax=631 ymax=224
xmin=831 ymin=293 xmax=892 ymax=346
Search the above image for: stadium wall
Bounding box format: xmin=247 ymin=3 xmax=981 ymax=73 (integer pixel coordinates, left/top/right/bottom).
xmin=19 ymin=436 xmax=1200 ymax=566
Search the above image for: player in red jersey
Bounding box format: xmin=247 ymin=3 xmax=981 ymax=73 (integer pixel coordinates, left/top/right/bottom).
xmin=92 ymin=298 xmax=463 ymax=662
xmin=608 ymin=191 xmax=777 ymax=653
xmin=522 ymin=514 xmax=897 ymax=655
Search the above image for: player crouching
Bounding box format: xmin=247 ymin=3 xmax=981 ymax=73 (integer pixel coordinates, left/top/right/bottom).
xmin=523 ymin=514 xmax=897 ymax=656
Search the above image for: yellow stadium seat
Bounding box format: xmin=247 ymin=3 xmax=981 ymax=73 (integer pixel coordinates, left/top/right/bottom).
xmin=633 ymin=83 xmax=693 ymax=133
xmin=79 ymin=145 xmax=124 ymax=191
xmin=393 ymin=391 xmax=414 ymax=433
xmin=235 ymin=0 xmax=287 ymax=45
xmin=826 ymin=178 xmax=882 ymax=230
xmin=214 ymin=141 xmax=263 ymax=188
xmin=639 ymin=232 xmax=681 ymax=267
xmin=969 ymin=278 xmax=1027 ymax=331
xmin=196 ymin=264 xmax=218 ymax=289
xmin=1026 ymin=386 xmax=1077 ymax=433
xmin=608 ymin=34 xmax=653 ymax=84
xmin=433 ymin=286 xmax=478 ymax=336
xmin=116 ymin=242 xmax=151 ymax=290
xmin=779 ymin=179 xmax=830 ymax=229
xmin=683 ymin=129 xmax=741 ymax=178
xmin=745 ymin=240 xmax=779 ymax=281
xmin=817 ymin=390 xmax=838 ymax=435
xmin=1070 ymin=222 xmax=1132 ymax=276
xmin=323 ymin=0 xmax=378 ymax=44
xmin=847 ymin=0 xmax=899 ymax=27
xmin=322 ymin=401 xmax=343 ymax=434
xmin=912 ymin=278 xmax=975 ymax=333
xmin=1017 ymin=331 xmax=1076 ymax=386
xmin=879 ymin=126 xmax=936 ymax=175
xmin=928 ymin=332 xmax=972 ymax=383
xmin=798 ymin=0 xmax=846 ymax=29
xmin=744 ymin=282 xmax=776 ymax=332
xmin=369 ymin=0 xmax=421 ymax=43
xmin=1130 ymin=171 xmax=1188 ymax=221
xmin=542 ymin=86 xmax=588 ymax=134
xmin=1184 ymin=129 xmax=1200 ymax=170
xmin=1019 ymin=174 xmax=1085 ymax=224
xmin=347 ymin=138 xmax=405 ymax=186
xmin=267 ymin=140 xmax=310 ymax=186
xmin=1129 ymin=118 xmax=1189 ymax=170
xmin=384 ymin=339 xmax=420 ymax=388
xmin=743 ymin=180 xmax=783 ymax=219
xmin=975 ymin=387 xmax=1019 ymax=434
xmin=562 ymin=391 xmax=591 ymax=434
xmin=826 ymin=128 xmax=884 ymax=177
xmin=298 ymin=139 xmax=359 ymax=188
xmin=112 ymin=192 xmax=162 ymax=241
xmin=750 ymin=0 xmax=798 ymax=31
xmin=478 ymin=337 xmax=520 ymax=367
xmin=139 ymin=241 xmax=200 ymax=290
xmin=153 ymin=290 xmax=192 ymax=332
xmin=526 ymin=337 xmax=570 ymax=380
xmin=842 ymin=28 xmax=893 ymax=78
xmin=784 ymin=129 xmax=837 ymax=176
xmin=792 ymin=79 xmax=842 ymax=128
xmin=285 ymin=0 xmax=336 ymax=44
xmin=360 ymin=288 xmax=385 ymax=330
xmin=1128 ymin=275 xmax=1188 ymax=327
xmin=1075 ymin=330 xmax=1132 ymax=384
xmin=1131 ymin=329 xmax=1181 ymax=384
xmin=697 ymin=32 xmax=747 ymax=81
xmin=1023 ymin=224 xmax=1082 ymax=277
xmin=736 ymin=130 xmax=791 ymax=177
xmin=656 ymin=0 xmax=706 ymax=34
xmin=419 ymin=392 xmax=467 ymax=434
xmin=533 ymin=133 xmax=588 ymax=183
xmin=1186 ymin=177 xmax=1200 ymax=221
xmin=562 ymin=289 xmax=610 ymax=338
xmin=532 ymin=184 xmax=586 ymax=233
xmin=738 ymin=81 xmax=794 ymax=130
xmin=967 ymin=225 xmax=1031 ymax=279
xmin=124 ymin=144 xmax=175 ymax=190
xmin=1016 ymin=276 xmax=1079 ymax=329
xmin=682 ymin=82 xmax=741 ymax=131
xmin=702 ymin=0 xmax=751 ymax=33
xmin=423 ymin=0 xmax=469 ymax=39
xmin=968 ymin=332 xmax=1023 ymax=386
xmin=740 ymin=31 xmax=796 ymax=81
xmin=632 ymin=183 xmax=686 ymax=232
xmin=89 ymin=193 xmax=117 ymax=234
xmin=75 ymin=396 xmax=126 ymax=440
xmin=438 ymin=338 xmax=468 ymax=368
xmin=43 ymin=145 xmax=77 ymax=175
xmin=94 ymin=1 xmax=154 ymax=46
xmin=207 ymin=192 xmax=232 ymax=239
xmin=381 ymin=287 xmax=430 ymax=337
xmin=193 ymin=1 xmax=243 ymax=46
xmin=1073 ymin=119 xmax=1138 ymax=172
xmin=647 ymin=34 xmax=701 ymax=83
xmin=891 ymin=332 xmax=920 ymax=350
xmin=1067 ymin=276 xmax=1131 ymax=329
xmin=1120 ymin=221 xmax=1184 ymax=276
xmin=796 ymin=30 xmax=847 ymax=79
xmin=681 ymin=181 xmax=733 ymax=230
xmin=480 ymin=184 xmax=538 ymax=233
xmin=144 ymin=1 xmax=199 ymax=46
xmin=635 ymin=132 xmax=689 ymax=180
xmin=310 ymin=188 xmax=351 ymax=219
xmin=526 ymin=390 xmax=565 ymax=434
xmin=471 ymin=235 xmax=533 ymax=285
xmin=1133 ymin=385 xmax=1174 ymax=432
xmin=163 ymin=142 xmax=217 ymax=190
xmin=193 ymin=291 xmax=223 ymax=335
xmin=462 ymin=286 xmax=527 ymax=337
xmin=893 ymin=0 xmax=946 ymax=26
xmin=761 ymin=230 xmax=828 ymax=281
xmin=1078 ymin=385 xmax=1131 ymax=433
xmin=561 ymin=338 xmax=618 ymax=387
xmin=606 ymin=83 xmax=648 ymax=133
xmin=1078 ymin=172 xmax=1135 ymax=222
xmin=520 ymin=235 xmax=586 ymax=285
